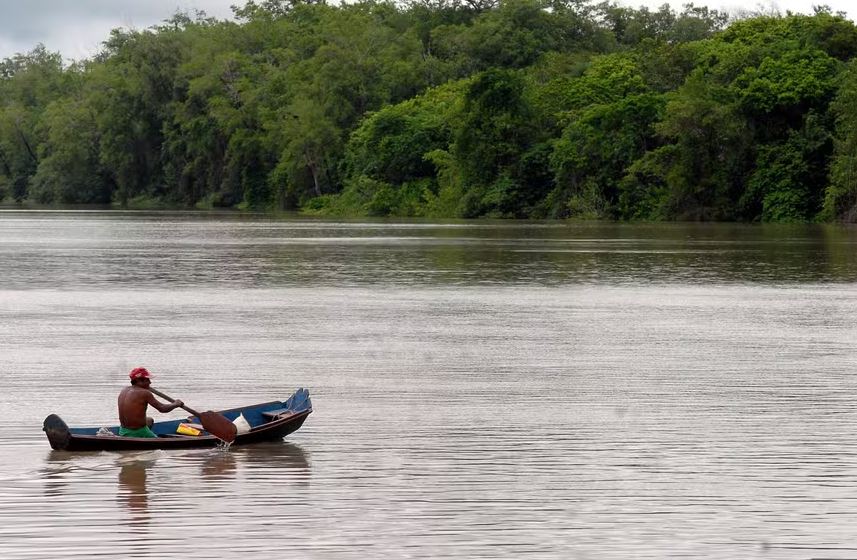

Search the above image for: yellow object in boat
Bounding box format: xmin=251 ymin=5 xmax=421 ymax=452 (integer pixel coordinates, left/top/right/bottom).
xmin=177 ymin=423 xmax=202 ymax=436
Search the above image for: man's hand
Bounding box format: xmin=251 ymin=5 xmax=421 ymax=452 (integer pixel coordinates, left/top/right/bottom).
xmin=172 ymin=399 xmax=184 ymax=410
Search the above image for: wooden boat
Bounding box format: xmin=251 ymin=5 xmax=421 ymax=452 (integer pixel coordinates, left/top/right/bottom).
xmin=43 ymin=388 xmax=312 ymax=451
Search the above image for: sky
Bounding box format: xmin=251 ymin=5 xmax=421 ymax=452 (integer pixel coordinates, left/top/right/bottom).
xmin=0 ymin=0 xmax=853 ymax=62
xmin=0 ymin=0 xmax=237 ymax=61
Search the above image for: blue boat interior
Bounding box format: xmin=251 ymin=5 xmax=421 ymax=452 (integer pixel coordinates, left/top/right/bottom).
xmin=69 ymin=387 xmax=312 ymax=437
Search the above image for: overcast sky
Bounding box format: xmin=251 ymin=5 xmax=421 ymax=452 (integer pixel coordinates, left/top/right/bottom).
xmin=0 ymin=1 xmax=237 ymax=61
xmin=0 ymin=0 xmax=852 ymax=62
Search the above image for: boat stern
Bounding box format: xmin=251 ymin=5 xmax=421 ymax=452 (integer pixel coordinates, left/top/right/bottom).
xmin=43 ymin=414 xmax=72 ymax=450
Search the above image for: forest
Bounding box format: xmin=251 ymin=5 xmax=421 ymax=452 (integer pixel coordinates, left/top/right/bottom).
xmin=1 ymin=0 xmax=857 ymax=222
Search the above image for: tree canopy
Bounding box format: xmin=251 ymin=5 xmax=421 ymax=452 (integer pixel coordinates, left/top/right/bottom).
xmin=2 ymin=1 xmax=857 ymax=222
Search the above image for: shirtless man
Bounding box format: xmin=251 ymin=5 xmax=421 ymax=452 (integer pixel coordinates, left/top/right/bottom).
xmin=118 ymin=367 xmax=183 ymax=438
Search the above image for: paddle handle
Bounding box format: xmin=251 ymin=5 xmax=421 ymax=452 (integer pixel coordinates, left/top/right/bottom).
xmin=148 ymin=387 xmax=201 ymax=417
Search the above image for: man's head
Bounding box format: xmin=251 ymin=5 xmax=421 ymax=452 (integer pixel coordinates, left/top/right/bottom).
xmin=129 ymin=367 xmax=152 ymax=386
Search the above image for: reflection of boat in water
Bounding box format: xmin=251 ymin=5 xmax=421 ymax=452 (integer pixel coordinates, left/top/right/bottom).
xmin=198 ymin=442 xmax=311 ymax=479
xmin=115 ymin=442 xmax=311 ymax=517
xmin=117 ymin=454 xmax=159 ymax=523
xmin=42 ymin=441 xmax=311 ymax=524
xmin=232 ymin=441 xmax=310 ymax=471
xmin=41 ymin=450 xmax=78 ymax=498
xmin=199 ymin=449 xmax=239 ymax=479
xmin=42 ymin=441 xmax=310 ymax=508
xmin=43 ymin=441 xmax=310 ymax=480
xmin=43 ymin=388 xmax=312 ymax=451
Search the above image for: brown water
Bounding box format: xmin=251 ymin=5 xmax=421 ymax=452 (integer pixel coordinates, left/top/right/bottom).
xmin=1 ymin=210 xmax=857 ymax=559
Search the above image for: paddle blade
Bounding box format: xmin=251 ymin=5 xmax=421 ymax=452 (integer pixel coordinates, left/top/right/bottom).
xmin=199 ymin=411 xmax=238 ymax=443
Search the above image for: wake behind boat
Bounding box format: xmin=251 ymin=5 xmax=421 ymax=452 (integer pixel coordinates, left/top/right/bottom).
xmin=43 ymin=388 xmax=312 ymax=451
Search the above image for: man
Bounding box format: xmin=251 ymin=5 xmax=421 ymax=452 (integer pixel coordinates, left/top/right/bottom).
xmin=118 ymin=367 xmax=183 ymax=438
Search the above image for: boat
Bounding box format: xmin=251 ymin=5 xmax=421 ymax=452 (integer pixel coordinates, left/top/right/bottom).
xmin=43 ymin=388 xmax=312 ymax=451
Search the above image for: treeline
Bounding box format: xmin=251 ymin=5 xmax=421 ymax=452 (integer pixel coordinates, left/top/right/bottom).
xmin=1 ymin=0 xmax=857 ymax=221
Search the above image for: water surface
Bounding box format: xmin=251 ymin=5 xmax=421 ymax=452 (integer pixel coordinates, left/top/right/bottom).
xmin=1 ymin=211 xmax=857 ymax=559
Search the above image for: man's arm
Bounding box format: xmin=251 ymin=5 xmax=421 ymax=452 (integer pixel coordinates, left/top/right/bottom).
xmin=146 ymin=392 xmax=183 ymax=413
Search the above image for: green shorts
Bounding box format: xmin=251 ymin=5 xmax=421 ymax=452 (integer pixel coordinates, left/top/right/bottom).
xmin=119 ymin=425 xmax=158 ymax=438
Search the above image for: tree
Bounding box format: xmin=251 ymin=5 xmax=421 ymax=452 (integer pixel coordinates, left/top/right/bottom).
xmin=269 ymin=97 xmax=341 ymax=207
xmin=451 ymin=68 xmax=544 ymax=216
xmin=743 ymin=112 xmax=831 ymax=221
xmin=549 ymin=93 xmax=665 ymax=218
xmin=637 ymin=74 xmax=753 ymax=220
xmin=824 ymin=59 xmax=857 ymax=221
xmin=90 ymin=28 xmax=191 ymax=205
xmin=0 ymin=45 xmax=68 ymax=201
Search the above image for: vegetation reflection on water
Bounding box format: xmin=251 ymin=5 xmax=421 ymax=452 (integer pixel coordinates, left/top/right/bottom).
xmin=0 ymin=213 xmax=856 ymax=289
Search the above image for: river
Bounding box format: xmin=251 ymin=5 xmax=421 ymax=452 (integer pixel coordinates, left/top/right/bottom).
xmin=1 ymin=210 xmax=856 ymax=559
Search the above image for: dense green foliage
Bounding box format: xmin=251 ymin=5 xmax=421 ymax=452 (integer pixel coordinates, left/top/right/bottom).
xmin=2 ymin=1 xmax=857 ymax=221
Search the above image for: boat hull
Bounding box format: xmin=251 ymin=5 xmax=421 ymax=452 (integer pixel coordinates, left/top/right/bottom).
xmin=43 ymin=389 xmax=312 ymax=452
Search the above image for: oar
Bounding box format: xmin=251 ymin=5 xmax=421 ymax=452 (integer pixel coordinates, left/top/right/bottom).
xmin=149 ymin=387 xmax=237 ymax=443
